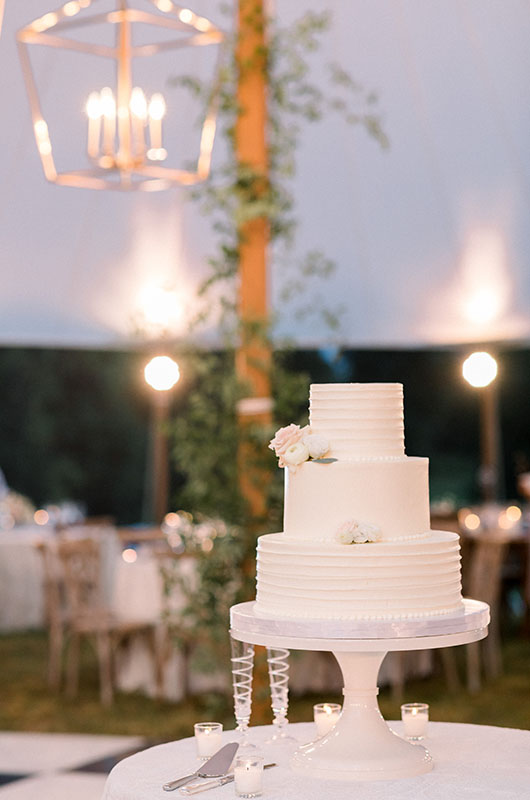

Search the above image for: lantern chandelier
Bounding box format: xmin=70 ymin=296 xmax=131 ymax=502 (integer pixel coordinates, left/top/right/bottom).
xmin=17 ymin=0 xmax=224 ymax=190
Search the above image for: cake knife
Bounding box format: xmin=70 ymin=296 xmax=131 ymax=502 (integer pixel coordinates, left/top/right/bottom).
xmin=179 ymin=764 xmax=277 ymax=794
xmin=162 ymin=743 xmax=239 ymax=791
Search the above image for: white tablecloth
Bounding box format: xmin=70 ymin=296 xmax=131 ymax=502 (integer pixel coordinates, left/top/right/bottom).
xmin=101 ymin=721 xmax=530 ymax=799
xmin=0 ymin=525 xmax=119 ymax=631
xmin=112 ymin=551 xmax=202 ymax=701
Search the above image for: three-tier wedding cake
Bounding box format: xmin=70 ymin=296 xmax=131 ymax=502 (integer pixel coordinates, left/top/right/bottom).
xmin=255 ymin=383 xmax=463 ymax=620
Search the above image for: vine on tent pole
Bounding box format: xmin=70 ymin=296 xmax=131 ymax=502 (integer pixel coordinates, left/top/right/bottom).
xmin=235 ymin=0 xmax=272 ymax=524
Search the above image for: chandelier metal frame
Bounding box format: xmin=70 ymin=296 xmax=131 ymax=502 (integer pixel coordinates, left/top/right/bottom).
xmin=17 ymin=0 xmax=225 ymax=191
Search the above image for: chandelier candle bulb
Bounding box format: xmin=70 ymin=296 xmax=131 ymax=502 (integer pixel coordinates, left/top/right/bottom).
xmin=234 ymin=754 xmax=264 ymax=798
xmin=86 ymin=91 xmax=102 ymax=158
xmin=401 ymin=704 xmax=429 ymax=741
xmin=148 ymin=93 xmax=166 ymax=152
xmin=100 ymin=87 xmax=116 ymax=156
xmin=129 ymin=87 xmax=147 ymax=157
xmin=313 ymin=703 xmax=341 ymax=737
xmin=193 ymin=722 xmax=223 ymax=759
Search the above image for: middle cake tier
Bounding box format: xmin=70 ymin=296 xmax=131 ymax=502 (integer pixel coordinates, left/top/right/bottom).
xmin=284 ymin=457 xmax=430 ymax=542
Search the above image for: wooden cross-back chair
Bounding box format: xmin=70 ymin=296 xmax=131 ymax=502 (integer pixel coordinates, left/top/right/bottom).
xmin=35 ymin=539 xmax=69 ymax=690
xmin=38 ymin=536 xmax=164 ymax=706
xmin=463 ymin=533 xmax=508 ymax=692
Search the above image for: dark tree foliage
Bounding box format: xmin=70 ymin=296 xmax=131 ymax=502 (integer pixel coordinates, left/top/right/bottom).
xmin=0 ymin=348 xmax=149 ymax=523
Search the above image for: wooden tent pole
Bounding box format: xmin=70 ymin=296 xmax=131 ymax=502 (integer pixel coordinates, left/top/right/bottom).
xmin=235 ymin=0 xmax=272 ymax=521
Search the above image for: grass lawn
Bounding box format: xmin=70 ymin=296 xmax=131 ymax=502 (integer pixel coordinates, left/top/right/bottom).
xmin=2 ymin=631 xmax=530 ymax=740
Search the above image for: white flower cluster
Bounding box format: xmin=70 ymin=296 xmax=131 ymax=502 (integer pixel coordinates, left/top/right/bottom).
xmin=269 ymin=424 xmax=330 ymax=470
xmin=335 ymin=519 xmax=382 ymax=544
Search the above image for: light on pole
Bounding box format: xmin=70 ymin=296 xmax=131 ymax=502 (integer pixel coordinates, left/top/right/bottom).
xmin=462 ymin=351 xmax=500 ymax=502
xmin=144 ymin=355 xmax=180 ymax=524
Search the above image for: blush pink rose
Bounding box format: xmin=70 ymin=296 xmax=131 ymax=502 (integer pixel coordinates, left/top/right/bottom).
xmin=269 ymin=424 xmax=308 ymax=457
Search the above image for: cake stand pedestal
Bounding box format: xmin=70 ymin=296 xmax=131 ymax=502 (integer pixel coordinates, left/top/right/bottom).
xmin=230 ymin=599 xmax=489 ymax=782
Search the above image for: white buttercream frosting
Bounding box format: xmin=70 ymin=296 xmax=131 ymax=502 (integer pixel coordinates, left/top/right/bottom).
xmin=255 ymin=531 xmax=463 ymax=620
xmin=254 ymin=381 xmax=463 ymax=621
xmin=309 ymin=383 xmax=404 ymax=459
xmin=284 ymin=457 xmax=430 ymax=542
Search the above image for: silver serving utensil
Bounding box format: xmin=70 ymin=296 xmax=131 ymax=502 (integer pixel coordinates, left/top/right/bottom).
xmin=179 ymin=764 xmax=277 ymax=795
xmin=162 ymin=743 xmax=239 ymax=792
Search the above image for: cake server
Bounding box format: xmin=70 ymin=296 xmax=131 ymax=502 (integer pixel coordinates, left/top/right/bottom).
xmin=162 ymin=743 xmax=239 ymax=791
xmin=179 ymin=764 xmax=277 ymax=795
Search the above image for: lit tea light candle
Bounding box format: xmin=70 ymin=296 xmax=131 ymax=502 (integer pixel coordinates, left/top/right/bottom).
xmin=194 ymin=722 xmax=223 ymax=759
xmin=313 ymin=703 xmax=341 ymax=737
xmin=401 ymin=703 xmax=429 ymax=741
xmin=234 ymin=754 xmax=264 ymax=798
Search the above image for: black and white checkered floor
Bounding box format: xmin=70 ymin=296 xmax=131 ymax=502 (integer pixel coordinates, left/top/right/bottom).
xmin=0 ymin=732 xmax=149 ymax=799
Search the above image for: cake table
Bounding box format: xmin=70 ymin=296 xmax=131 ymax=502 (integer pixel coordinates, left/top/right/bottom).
xmin=230 ymin=599 xmax=489 ymax=782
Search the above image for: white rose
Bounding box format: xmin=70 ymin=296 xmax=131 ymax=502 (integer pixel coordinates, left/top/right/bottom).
xmin=335 ymin=519 xmax=358 ymax=544
xmin=283 ymin=440 xmax=310 ymax=468
xmin=304 ymin=434 xmax=330 ymax=460
xmin=356 ymin=522 xmax=381 ymax=543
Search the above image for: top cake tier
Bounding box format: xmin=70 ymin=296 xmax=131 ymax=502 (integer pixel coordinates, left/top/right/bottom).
xmin=309 ymin=383 xmax=405 ymax=459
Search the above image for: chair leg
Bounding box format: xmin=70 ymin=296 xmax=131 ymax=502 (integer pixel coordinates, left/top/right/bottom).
xmin=97 ymin=632 xmax=113 ymax=707
xmin=48 ymin=622 xmax=63 ymax=690
xmin=66 ymin=632 xmax=81 ymax=698
xmin=484 ymin=610 xmax=503 ymax=679
xmin=153 ymin=627 xmax=166 ymax=700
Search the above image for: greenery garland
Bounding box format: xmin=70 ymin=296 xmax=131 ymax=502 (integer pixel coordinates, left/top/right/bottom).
xmin=163 ymin=3 xmax=387 ymax=675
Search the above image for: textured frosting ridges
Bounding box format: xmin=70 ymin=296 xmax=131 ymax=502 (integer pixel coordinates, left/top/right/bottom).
xmin=255 ymin=531 xmax=463 ymax=619
xmin=309 ymin=383 xmax=404 ymax=459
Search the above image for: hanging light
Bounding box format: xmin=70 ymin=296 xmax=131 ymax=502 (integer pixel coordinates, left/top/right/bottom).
xmin=17 ymin=0 xmax=224 ymax=191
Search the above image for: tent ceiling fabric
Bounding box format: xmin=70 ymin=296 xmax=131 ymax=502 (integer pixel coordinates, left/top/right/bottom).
xmin=1 ymin=0 xmax=529 ymax=349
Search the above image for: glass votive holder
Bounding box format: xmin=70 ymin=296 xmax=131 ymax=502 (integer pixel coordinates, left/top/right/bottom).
xmin=194 ymin=722 xmax=223 ymax=759
xmin=313 ymin=703 xmax=341 ymax=737
xmin=401 ymin=703 xmax=429 ymax=741
xmin=234 ymin=753 xmax=264 ymax=798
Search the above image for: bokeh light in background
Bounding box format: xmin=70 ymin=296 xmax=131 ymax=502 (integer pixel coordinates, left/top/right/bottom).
xmin=144 ymin=355 xmax=180 ymax=392
xmin=137 ymin=286 xmax=182 ymax=338
xmin=34 ymin=509 xmax=49 ymax=525
xmin=462 ymin=352 xmax=498 ymax=388
xmin=121 ymin=547 xmax=138 ymax=563
xmin=461 ymin=511 xmax=481 ymax=531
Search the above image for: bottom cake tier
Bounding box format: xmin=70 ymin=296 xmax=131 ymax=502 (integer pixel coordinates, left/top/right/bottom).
xmin=255 ymin=530 xmax=463 ymax=620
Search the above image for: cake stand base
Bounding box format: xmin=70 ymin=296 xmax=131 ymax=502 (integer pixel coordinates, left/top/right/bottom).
xmin=290 ymin=651 xmax=432 ymax=781
xmin=230 ymin=599 xmax=489 ymax=782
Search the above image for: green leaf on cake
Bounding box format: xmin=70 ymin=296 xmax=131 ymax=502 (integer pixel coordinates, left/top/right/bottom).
xmin=311 ymin=457 xmax=338 ymax=464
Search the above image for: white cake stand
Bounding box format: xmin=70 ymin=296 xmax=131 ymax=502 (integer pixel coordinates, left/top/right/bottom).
xmin=230 ymin=599 xmax=489 ymax=782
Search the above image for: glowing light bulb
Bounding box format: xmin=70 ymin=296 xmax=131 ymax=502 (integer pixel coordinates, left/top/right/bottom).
xmin=130 ymin=87 xmax=147 ymax=120
xmin=100 ymin=87 xmax=116 ymax=119
xmin=63 ymin=2 xmax=81 ymax=16
xmin=179 ymin=8 xmax=193 ymax=23
xmin=144 ymin=356 xmax=180 ymax=392
xmin=195 ymin=16 xmax=211 ymax=31
xmin=148 ymin=93 xmax=166 ymax=121
xmin=462 ymin=352 xmax=498 ymax=388
xmin=86 ymin=91 xmax=102 ymax=120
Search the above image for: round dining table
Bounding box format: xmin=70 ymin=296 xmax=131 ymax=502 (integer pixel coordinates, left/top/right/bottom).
xmin=101 ymin=720 xmax=530 ymax=799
